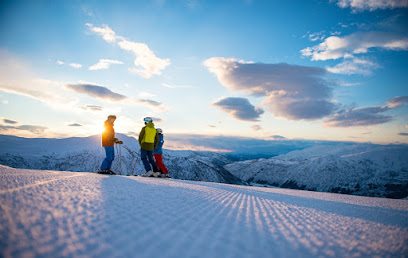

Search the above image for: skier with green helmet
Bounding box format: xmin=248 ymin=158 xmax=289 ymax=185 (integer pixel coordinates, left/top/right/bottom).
xmin=139 ymin=117 xmax=160 ymax=177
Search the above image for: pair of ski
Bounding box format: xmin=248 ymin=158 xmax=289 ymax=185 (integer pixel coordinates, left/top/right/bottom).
xmin=97 ymin=171 xmax=171 ymax=178
xmin=97 ymin=170 xmax=116 ymax=175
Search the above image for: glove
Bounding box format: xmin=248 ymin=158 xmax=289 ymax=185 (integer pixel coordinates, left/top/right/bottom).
xmin=111 ymin=138 xmax=118 ymax=142
xmin=116 ymin=140 xmax=123 ymax=144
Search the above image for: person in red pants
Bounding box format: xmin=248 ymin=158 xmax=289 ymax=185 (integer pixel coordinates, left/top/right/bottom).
xmin=153 ymin=128 xmax=170 ymax=178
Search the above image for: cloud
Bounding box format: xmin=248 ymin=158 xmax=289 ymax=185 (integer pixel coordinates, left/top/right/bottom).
xmin=150 ymin=117 xmax=164 ymax=123
xmin=386 ymin=96 xmax=408 ymax=108
xmin=137 ymin=99 xmax=162 ymax=106
xmin=86 ymin=23 xmax=170 ymax=78
xmin=78 ymin=105 xmax=103 ymax=111
xmin=270 ymin=135 xmax=286 ymax=139
xmin=68 ymin=123 xmax=82 ymax=127
xmin=89 ymin=59 xmax=123 ymax=70
xmin=326 ymin=58 xmax=380 ymax=75
xmin=324 ymin=96 xmax=408 ymax=127
xmin=3 ymin=119 xmax=17 ymax=124
xmin=333 ymin=0 xmax=408 ymax=11
xmin=0 ymin=124 xmax=48 ymax=134
xmin=67 ymin=84 xmax=167 ymax=111
xmin=212 ymin=97 xmax=264 ymax=122
xmin=69 ymin=63 xmax=82 ymax=69
xmin=306 ymin=31 xmax=327 ymax=42
xmin=86 ymin=23 xmax=118 ymax=43
xmin=324 ymin=106 xmax=392 ymax=127
xmin=301 ymin=32 xmax=408 ymax=61
xmin=56 ymin=60 xmax=82 ymax=69
xmin=204 ymin=57 xmax=336 ymax=120
xmin=118 ymin=39 xmax=171 ymax=78
xmin=161 ymin=83 xmax=194 ymax=89
xmin=251 ymin=125 xmax=262 ymax=131
xmin=66 ymin=84 xmax=126 ymax=101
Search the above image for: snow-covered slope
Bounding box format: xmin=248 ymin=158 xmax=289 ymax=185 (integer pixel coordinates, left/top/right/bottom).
xmin=225 ymin=144 xmax=408 ymax=198
xmin=1 ymin=166 xmax=407 ymax=257
xmin=0 ymin=134 xmax=242 ymax=185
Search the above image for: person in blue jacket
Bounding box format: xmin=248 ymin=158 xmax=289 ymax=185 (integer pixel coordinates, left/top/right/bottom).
xmin=153 ymin=128 xmax=170 ymax=178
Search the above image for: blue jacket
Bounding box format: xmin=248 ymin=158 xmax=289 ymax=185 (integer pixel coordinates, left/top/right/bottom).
xmin=153 ymin=134 xmax=164 ymax=154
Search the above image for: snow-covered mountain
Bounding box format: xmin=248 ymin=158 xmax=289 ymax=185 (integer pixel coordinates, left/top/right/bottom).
xmin=0 ymin=134 xmax=242 ymax=185
xmin=225 ymin=144 xmax=408 ymax=198
xmin=2 ymin=134 xmax=408 ymax=198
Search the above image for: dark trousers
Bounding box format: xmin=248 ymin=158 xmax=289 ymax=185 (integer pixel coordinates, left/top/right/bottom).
xmin=101 ymin=146 xmax=115 ymax=170
xmin=141 ymin=149 xmax=158 ymax=172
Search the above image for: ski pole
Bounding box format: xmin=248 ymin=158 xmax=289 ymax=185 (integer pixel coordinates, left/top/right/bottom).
xmin=118 ymin=143 xmax=122 ymax=175
xmin=131 ymin=151 xmax=140 ymax=176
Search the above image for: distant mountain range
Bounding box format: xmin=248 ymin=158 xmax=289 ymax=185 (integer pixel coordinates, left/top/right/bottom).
xmin=225 ymin=144 xmax=408 ymax=198
xmin=0 ymin=134 xmax=242 ymax=185
xmin=1 ymin=134 xmax=407 ymax=198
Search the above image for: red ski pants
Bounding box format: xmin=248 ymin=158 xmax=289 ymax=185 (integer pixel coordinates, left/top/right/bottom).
xmin=153 ymin=154 xmax=168 ymax=174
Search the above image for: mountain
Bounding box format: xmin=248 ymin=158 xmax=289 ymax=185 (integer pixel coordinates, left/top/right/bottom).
xmin=225 ymin=143 xmax=408 ymax=198
xmin=0 ymin=134 xmax=242 ymax=185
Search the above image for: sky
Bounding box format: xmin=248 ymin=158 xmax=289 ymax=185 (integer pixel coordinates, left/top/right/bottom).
xmin=0 ymin=0 xmax=408 ymax=151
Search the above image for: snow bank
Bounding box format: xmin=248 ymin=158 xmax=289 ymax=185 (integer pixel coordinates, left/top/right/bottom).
xmin=1 ymin=166 xmax=407 ymax=257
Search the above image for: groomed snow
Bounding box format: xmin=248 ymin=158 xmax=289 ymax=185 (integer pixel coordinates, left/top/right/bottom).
xmin=1 ymin=166 xmax=407 ymax=257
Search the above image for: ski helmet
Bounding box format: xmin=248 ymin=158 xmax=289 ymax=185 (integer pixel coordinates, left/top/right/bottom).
xmin=144 ymin=117 xmax=153 ymax=123
xmin=157 ymin=128 xmax=163 ymax=134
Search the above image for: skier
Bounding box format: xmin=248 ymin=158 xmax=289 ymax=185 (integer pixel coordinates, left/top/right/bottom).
xmin=98 ymin=115 xmax=123 ymax=175
xmin=139 ymin=117 xmax=160 ymax=177
xmin=154 ymin=128 xmax=171 ymax=178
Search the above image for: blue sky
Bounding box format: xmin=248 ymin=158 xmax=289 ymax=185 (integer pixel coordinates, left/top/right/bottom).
xmin=0 ymin=0 xmax=408 ymax=150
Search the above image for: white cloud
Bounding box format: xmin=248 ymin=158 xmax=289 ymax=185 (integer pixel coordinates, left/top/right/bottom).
xmin=326 ymin=58 xmax=379 ymax=75
xmin=308 ymin=31 xmax=326 ymax=42
xmin=86 ymin=23 xmax=170 ymax=78
xmin=338 ymin=82 xmax=362 ymax=87
xmin=69 ymin=63 xmax=82 ymax=69
xmin=301 ymin=32 xmax=408 ymax=61
xmin=334 ymin=0 xmax=408 ymax=11
xmin=204 ymin=57 xmax=337 ymax=120
xmin=118 ymin=40 xmax=170 ymax=78
xmin=161 ymin=83 xmax=194 ymax=89
xmin=78 ymin=105 xmax=103 ymax=111
xmin=89 ymin=59 xmax=123 ymax=70
xmin=56 ymin=60 xmax=82 ymax=69
xmin=86 ymin=23 xmax=119 ymax=43
xmin=138 ymin=91 xmax=156 ymax=98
